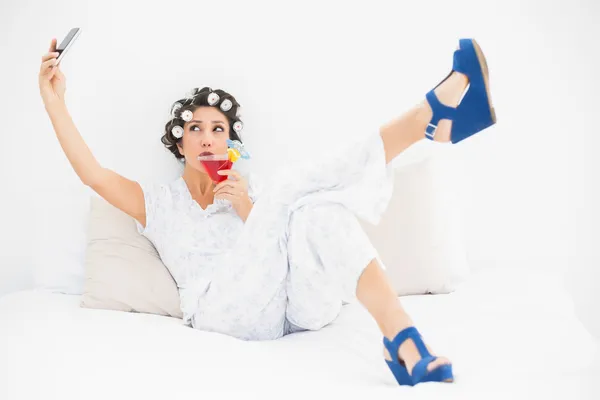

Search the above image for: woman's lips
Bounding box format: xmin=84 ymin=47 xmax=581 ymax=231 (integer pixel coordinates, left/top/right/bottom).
xmin=199 ymin=151 xmax=214 ymax=156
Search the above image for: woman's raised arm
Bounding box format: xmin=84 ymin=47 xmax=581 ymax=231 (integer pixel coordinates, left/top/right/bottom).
xmin=38 ymin=38 xmax=147 ymax=227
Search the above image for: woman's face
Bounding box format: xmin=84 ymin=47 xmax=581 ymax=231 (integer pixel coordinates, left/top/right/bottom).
xmin=177 ymin=106 xmax=230 ymax=171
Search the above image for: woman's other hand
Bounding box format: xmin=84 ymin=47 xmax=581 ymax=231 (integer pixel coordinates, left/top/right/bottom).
xmin=213 ymin=170 xmax=253 ymax=221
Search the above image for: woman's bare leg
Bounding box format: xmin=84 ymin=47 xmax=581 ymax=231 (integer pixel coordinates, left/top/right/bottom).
xmin=358 ymin=71 xmax=470 ymax=373
xmin=356 ymin=259 xmax=450 ymax=375
xmin=379 ymin=71 xmax=469 ymax=163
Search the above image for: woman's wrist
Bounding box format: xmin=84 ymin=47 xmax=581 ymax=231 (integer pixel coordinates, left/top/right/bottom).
xmin=239 ymin=196 xmax=254 ymax=222
xmin=44 ymin=97 xmax=67 ymax=114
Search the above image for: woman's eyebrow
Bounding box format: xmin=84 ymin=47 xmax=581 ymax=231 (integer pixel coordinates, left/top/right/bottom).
xmin=188 ymin=120 xmax=225 ymax=124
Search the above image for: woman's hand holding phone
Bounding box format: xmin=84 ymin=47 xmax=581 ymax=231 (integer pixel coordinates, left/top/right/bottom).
xmin=38 ymin=38 xmax=67 ymax=106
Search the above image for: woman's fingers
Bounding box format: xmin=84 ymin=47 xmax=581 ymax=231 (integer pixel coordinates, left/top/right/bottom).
xmin=40 ymin=58 xmax=58 ymax=75
xmin=48 ymin=64 xmax=60 ymax=80
xmin=212 ymin=181 xmax=237 ymax=193
xmin=48 ymin=38 xmax=57 ymax=52
xmin=40 ymin=59 xmax=54 ymax=74
xmin=42 ymin=52 xmax=60 ymax=62
xmin=217 ymin=169 xmax=242 ymax=180
xmin=215 ymin=192 xmax=235 ymax=202
xmin=213 ymin=180 xmax=248 ymax=194
xmin=214 ymin=188 xmax=237 ymax=198
xmin=214 ymin=182 xmax=246 ymax=197
xmin=214 ymin=186 xmax=244 ymax=197
xmin=54 ymin=65 xmax=64 ymax=79
xmin=212 ymin=170 xmax=248 ymax=202
xmin=40 ymin=39 xmax=59 ymax=78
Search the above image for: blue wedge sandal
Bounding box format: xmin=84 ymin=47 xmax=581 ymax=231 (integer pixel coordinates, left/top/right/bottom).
xmin=384 ymin=327 xmax=454 ymax=386
xmin=425 ymin=38 xmax=497 ymax=143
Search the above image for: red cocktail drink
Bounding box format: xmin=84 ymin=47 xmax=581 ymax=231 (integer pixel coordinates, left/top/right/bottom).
xmin=197 ymin=154 xmax=232 ymax=183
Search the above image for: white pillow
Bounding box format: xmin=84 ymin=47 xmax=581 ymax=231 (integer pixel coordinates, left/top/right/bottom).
xmin=80 ymin=195 xmax=182 ymax=318
xmin=31 ymin=184 xmax=91 ymax=295
xmin=360 ymin=152 xmax=469 ymax=295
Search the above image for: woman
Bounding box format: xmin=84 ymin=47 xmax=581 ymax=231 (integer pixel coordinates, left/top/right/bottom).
xmin=38 ymin=37 xmax=496 ymax=386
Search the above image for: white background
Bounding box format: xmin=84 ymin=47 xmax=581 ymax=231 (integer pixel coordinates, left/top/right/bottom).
xmin=0 ymin=0 xmax=598 ymax=338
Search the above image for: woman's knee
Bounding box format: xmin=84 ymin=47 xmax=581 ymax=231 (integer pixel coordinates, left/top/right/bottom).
xmin=286 ymin=300 xmax=342 ymax=331
xmin=288 ymin=202 xmax=378 ymax=301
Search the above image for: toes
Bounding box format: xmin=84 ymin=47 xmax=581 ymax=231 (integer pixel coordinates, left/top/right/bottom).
xmin=427 ymin=357 xmax=451 ymax=372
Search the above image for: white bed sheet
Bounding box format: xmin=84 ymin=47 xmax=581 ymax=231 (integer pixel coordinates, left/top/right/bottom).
xmin=0 ymin=268 xmax=598 ymax=400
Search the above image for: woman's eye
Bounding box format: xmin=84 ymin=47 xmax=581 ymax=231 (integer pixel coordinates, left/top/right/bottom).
xmin=189 ymin=125 xmax=223 ymax=132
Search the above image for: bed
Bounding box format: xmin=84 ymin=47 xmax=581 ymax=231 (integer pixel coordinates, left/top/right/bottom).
xmin=0 ymin=267 xmax=597 ymax=400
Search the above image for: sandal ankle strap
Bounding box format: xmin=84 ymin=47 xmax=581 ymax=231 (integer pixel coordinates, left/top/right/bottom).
xmin=425 ymin=90 xmax=457 ymax=140
xmin=384 ymin=326 xmax=432 ymax=362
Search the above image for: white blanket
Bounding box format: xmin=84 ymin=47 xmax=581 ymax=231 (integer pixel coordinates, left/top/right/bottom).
xmin=0 ymin=268 xmax=597 ymax=400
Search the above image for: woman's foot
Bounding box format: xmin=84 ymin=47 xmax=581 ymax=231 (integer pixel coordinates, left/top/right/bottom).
xmin=420 ymin=70 xmax=470 ymax=143
xmin=384 ymin=331 xmax=452 ymax=377
xmin=382 ymin=314 xmax=452 ymax=380
xmin=355 ymin=260 xmax=453 ymax=383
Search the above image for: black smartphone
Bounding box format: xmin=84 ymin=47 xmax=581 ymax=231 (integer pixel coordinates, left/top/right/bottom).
xmin=56 ymin=28 xmax=81 ymax=64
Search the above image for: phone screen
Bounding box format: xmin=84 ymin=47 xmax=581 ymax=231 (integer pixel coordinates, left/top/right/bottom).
xmin=56 ymin=28 xmax=80 ymax=61
xmin=57 ymin=29 xmax=78 ymax=50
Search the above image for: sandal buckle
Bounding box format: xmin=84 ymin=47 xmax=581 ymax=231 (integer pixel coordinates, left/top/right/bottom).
xmin=425 ymin=123 xmax=437 ymax=140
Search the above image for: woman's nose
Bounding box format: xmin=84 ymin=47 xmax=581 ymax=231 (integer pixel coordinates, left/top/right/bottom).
xmin=200 ymin=138 xmax=214 ymax=147
xmin=199 ymin=132 xmax=215 ymax=147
